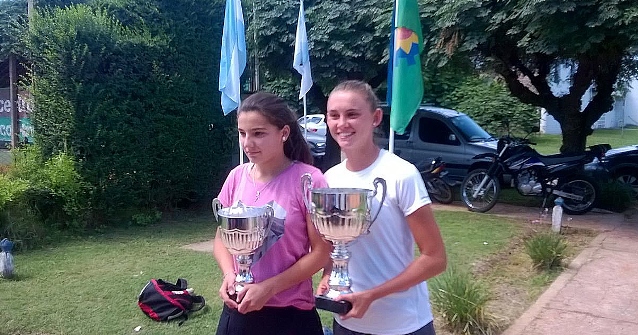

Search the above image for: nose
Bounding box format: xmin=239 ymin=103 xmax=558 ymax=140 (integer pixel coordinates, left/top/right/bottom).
xmin=334 ymin=114 xmax=347 ymax=129
xmin=241 ymin=133 xmax=254 ymax=148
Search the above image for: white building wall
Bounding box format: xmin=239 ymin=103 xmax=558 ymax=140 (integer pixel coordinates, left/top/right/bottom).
xmin=539 ymin=68 xmax=638 ymax=134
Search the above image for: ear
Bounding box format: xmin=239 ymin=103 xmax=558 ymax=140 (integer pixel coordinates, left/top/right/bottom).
xmin=373 ymin=108 xmax=383 ymax=127
xmin=281 ymin=125 xmax=291 ymax=139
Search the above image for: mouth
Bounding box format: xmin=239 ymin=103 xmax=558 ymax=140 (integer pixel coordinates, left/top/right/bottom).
xmin=336 ymin=132 xmax=354 ymax=140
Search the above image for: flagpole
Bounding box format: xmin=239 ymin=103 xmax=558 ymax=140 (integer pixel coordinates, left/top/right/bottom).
xmin=239 ymin=127 xmax=244 ymax=164
xmin=388 ymin=0 xmax=397 ymax=155
xmin=389 ymin=129 xmax=396 ymax=153
xmin=294 ymin=0 xmax=312 ymax=143
xmin=219 ymin=0 xmax=247 ymax=166
xmin=303 ymin=96 xmax=308 ymax=140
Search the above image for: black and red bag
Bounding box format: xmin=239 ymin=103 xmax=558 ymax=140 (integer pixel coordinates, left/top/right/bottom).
xmin=138 ymin=278 xmax=205 ymax=325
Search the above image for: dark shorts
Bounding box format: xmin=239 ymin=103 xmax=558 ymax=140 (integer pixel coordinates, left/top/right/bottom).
xmin=332 ymin=319 xmax=436 ymax=335
xmin=215 ymin=304 xmax=324 ymax=335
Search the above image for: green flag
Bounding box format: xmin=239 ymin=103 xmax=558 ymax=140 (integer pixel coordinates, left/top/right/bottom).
xmin=389 ymin=0 xmax=424 ymax=135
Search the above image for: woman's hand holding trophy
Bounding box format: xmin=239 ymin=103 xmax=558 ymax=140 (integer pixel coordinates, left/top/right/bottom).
xmin=301 ymin=173 xmax=386 ymax=314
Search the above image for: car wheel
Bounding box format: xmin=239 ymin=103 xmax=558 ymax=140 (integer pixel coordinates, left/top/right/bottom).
xmin=614 ymin=167 xmax=638 ymax=199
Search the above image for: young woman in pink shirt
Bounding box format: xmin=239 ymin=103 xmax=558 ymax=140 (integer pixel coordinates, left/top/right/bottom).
xmin=213 ymin=92 xmax=331 ymax=335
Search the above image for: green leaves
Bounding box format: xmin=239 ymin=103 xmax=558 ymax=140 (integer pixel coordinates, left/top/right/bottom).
xmin=23 ymin=0 xmax=233 ymax=222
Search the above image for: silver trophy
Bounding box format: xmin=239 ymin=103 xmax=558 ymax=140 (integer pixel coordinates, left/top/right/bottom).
xmin=301 ymin=173 xmax=386 ymax=314
xmin=212 ymin=199 xmax=274 ymax=298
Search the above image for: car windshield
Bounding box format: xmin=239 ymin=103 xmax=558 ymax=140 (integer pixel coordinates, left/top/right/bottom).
xmin=450 ymin=115 xmax=494 ymax=142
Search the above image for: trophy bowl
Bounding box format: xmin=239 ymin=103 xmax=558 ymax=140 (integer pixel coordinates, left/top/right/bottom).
xmin=212 ymin=199 xmax=273 ymax=295
xmin=301 ymin=174 xmax=386 ymax=314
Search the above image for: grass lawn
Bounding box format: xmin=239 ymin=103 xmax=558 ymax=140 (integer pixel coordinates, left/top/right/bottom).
xmin=531 ymin=126 xmax=637 ymax=154
xmin=0 ymin=207 xmax=593 ymax=335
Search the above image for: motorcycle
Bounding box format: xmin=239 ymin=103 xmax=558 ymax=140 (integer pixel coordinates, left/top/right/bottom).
xmin=421 ymin=157 xmax=457 ymax=204
xmin=460 ymin=128 xmax=609 ymax=215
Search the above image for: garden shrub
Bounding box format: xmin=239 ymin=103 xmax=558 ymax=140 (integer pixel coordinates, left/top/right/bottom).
xmin=0 ymin=145 xmax=90 ymax=248
xmin=596 ymin=180 xmax=635 ymax=213
xmin=524 ymin=231 xmax=567 ymax=271
xmin=430 ymin=267 xmax=499 ymax=335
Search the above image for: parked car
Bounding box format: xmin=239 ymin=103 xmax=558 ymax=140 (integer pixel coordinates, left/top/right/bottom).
xmin=297 ymin=114 xmax=327 ymax=136
xmin=600 ymin=144 xmax=638 ymax=198
xmin=375 ymin=105 xmax=498 ymax=182
xmin=299 ymin=122 xmax=326 ymax=170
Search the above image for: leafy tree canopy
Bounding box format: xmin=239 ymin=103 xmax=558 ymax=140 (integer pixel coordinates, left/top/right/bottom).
xmin=426 ymin=0 xmax=638 ymax=153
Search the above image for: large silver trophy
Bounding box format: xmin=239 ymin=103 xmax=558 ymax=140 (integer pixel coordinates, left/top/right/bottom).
xmin=301 ymin=173 xmax=386 ymax=314
xmin=212 ymin=199 xmax=273 ymax=299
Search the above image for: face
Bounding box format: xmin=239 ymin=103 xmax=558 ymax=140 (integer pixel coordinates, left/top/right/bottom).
xmin=326 ymin=90 xmax=382 ymax=152
xmin=237 ymin=111 xmax=289 ymax=164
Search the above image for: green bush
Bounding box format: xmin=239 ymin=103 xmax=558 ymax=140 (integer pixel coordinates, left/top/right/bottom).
xmin=524 ymin=232 xmax=567 ymax=271
xmin=442 ymin=76 xmax=539 ymax=137
xmin=596 ymin=180 xmax=636 ymax=213
xmin=430 ymin=267 xmax=499 ymax=335
xmin=0 ymin=145 xmax=91 ymax=249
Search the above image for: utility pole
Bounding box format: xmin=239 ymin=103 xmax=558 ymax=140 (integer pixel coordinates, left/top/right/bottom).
xmin=9 ymin=53 xmax=18 ymax=148
xmin=9 ymin=0 xmax=35 ymax=148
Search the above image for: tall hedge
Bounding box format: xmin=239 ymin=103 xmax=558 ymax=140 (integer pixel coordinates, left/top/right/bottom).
xmin=25 ymin=1 xmax=232 ymax=222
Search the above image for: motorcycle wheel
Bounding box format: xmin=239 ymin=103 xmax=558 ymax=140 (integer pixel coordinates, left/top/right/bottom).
xmin=427 ymin=177 xmax=454 ymax=204
xmin=460 ymin=169 xmax=500 ymax=213
xmin=558 ymin=176 xmax=598 ymax=215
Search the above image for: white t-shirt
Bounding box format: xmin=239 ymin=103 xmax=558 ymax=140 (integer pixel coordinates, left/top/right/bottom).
xmin=324 ymin=149 xmax=433 ymax=335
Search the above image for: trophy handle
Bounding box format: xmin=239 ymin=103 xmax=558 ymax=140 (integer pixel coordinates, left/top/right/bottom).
xmin=368 ymin=177 xmax=387 ymax=223
xmin=301 ymin=173 xmax=313 ymax=213
xmin=212 ymin=198 xmax=223 ymax=221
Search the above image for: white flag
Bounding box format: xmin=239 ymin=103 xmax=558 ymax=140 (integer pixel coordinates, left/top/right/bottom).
xmin=293 ymin=0 xmax=313 ymax=99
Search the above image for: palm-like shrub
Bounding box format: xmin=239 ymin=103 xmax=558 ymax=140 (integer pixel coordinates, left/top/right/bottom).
xmin=524 ymin=231 xmax=567 ymax=270
xmin=430 ymin=268 xmax=499 ymax=335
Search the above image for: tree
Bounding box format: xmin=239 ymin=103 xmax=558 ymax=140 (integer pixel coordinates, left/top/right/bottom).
xmin=428 ymin=0 xmax=638 ymax=153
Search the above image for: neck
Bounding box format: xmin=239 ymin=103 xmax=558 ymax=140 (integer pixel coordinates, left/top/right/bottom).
xmin=252 ymin=157 xmax=293 ymax=182
xmin=344 ymin=144 xmax=380 ymax=172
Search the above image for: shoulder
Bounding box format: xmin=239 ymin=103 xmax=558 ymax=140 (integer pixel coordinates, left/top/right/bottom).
xmin=227 ymin=163 xmax=250 ymax=179
xmin=291 ymin=162 xmax=327 ymax=185
xmin=325 ymin=161 xmax=346 ymax=180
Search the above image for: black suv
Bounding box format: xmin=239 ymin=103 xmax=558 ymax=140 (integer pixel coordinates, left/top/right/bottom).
xmin=375 ymin=105 xmax=498 ymax=182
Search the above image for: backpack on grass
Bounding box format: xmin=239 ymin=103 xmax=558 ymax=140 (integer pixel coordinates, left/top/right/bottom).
xmin=138 ymin=278 xmax=205 ymax=325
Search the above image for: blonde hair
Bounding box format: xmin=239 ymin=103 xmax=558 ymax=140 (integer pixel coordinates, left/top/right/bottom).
xmin=330 ymin=80 xmax=380 ymax=112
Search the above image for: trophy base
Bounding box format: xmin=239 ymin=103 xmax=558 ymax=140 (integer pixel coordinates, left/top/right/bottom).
xmin=228 ymin=292 xmax=238 ymax=302
xmin=315 ymin=295 xmax=352 ymax=314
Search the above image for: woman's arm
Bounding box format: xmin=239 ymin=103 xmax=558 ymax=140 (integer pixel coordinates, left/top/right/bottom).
xmin=213 ymin=228 xmax=239 ymax=309
xmin=235 ymin=214 xmax=332 ymax=314
xmin=337 ymin=204 xmax=447 ymax=319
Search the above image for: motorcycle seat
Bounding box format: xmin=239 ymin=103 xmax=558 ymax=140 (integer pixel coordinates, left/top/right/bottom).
xmin=537 ymin=153 xmax=588 ymax=166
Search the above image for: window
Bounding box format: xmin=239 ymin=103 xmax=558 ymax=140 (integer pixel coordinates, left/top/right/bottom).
xmin=418 ymin=118 xmax=459 ymax=145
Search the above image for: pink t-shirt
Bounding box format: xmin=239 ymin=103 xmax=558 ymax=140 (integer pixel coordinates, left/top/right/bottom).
xmin=217 ymin=161 xmax=327 ymax=310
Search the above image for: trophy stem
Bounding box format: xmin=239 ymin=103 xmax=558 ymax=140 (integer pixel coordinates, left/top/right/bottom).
xmin=328 ymin=242 xmax=352 ymax=294
xmin=235 ymin=254 xmax=254 ymax=291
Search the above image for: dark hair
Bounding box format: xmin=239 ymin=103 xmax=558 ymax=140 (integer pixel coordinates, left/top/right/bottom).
xmin=330 ymin=80 xmax=380 ymax=112
xmin=238 ymin=92 xmax=313 ymax=165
